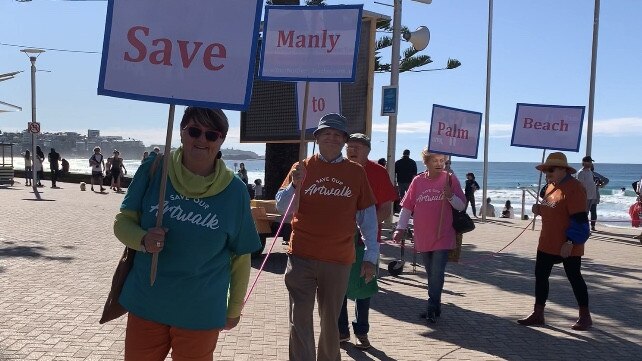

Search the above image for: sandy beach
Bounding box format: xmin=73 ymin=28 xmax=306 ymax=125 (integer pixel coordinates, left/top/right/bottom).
xmin=1 ymin=182 xmax=641 ymax=360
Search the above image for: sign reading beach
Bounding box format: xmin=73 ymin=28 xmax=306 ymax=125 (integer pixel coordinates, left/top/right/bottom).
xmin=296 ymin=82 xmax=341 ymax=131
xmin=259 ymin=5 xmax=363 ymax=82
xmin=511 ymin=103 xmax=585 ymax=151
xmin=428 ymin=104 xmax=482 ymax=159
xmin=98 ymin=0 xmax=262 ymax=110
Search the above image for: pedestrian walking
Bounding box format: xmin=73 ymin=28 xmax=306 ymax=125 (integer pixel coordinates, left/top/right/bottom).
xmin=576 ymin=156 xmax=598 ymax=231
xmin=48 ymin=148 xmax=61 ymax=188
xmin=338 ymin=133 xmax=397 ymax=350
xmin=464 ymin=172 xmax=480 ymax=217
xmin=394 ymin=149 xmax=417 ymax=212
xmin=517 ymin=152 xmax=592 ymax=330
xmin=89 ymin=147 xmax=105 ymax=192
xmin=276 ymin=113 xmax=378 ymax=361
xmin=113 ymin=106 xmax=261 ymax=360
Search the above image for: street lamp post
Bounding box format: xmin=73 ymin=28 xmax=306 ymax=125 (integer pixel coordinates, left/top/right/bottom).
xmin=20 ymin=48 xmax=45 ymax=197
xmin=386 ymin=0 xmax=403 ymax=184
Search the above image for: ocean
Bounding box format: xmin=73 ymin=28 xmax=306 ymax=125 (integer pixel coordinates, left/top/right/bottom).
xmin=11 ymin=157 xmax=641 ymax=228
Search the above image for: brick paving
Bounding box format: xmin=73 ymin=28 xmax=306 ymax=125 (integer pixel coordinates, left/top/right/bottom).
xmin=1 ymin=181 xmax=641 ymax=360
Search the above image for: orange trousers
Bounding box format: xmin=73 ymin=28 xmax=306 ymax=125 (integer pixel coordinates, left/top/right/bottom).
xmin=125 ymin=313 xmax=220 ymax=361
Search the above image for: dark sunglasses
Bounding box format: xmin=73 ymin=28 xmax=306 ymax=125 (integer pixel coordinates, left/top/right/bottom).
xmin=544 ymin=167 xmax=558 ymax=173
xmin=185 ymin=126 xmax=223 ymax=142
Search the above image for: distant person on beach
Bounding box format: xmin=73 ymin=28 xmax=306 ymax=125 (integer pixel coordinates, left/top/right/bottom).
xmin=395 ymin=149 xmax=417 ymax=212
xmin=591 ymin=165 xmax=609 ymax=231
xmin=47 ymin=148 xmax=61 ymax=188
xmin=113 ymin=106 xmax=261 ymax=360
xmin=518 ymin=152 xmax=592 ymax=331
xmin=634 ymin=177 xmax=642 ymax=241
xmin=23 ymin=150 xmax=32 ymax=186
xmin=60 ymin=158 xmax=70 ymax=175
xmin=253 ymin=179 xmax=263 ymax=200
xmin=237 ymin=162 xmax=249 ymax=184
xmin=110 ymin=150 xmax=127 ymax=192
xmin=377 ymin=158 xmax=386 ymax=167
xmin=444 ymin=159 xmax=452 ymax=173
xmin=393 ymin=148 xmax=466 ymax=324
xmin=35 ymin=146 xmax=45 ymax=187
xmin=339 ymin=133 xmax=397 ymax=349
xmin=276 ymin=113 xmax=378 ymax=361
xmin=141 ymin=151 xmax=149 ymax=163
xmin=464 ymin=172 xmax=480 ymax=217
xmin=89 ymin=147 xmax=105 ymax=192
xmin=153 ymin=147 xmax=161 ymax=154
xmin=481 ymin=197 xmax=495 ymax=217
xmin=576 ymin=156 xmax=598 ymax=231
xmin=500 ymin=200 xmax=514 ymax=218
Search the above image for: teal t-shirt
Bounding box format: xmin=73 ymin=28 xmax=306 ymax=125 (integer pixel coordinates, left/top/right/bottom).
xmin=119 ymin=156 xmax=261 ymax=330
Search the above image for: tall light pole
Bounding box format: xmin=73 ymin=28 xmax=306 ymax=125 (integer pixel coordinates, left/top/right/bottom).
xmin=386 ymin=0 xmax=431 ymax=186
xmin=586 ymin=0 xmax=600 ymax=156
xmin=20 ymin=48 xmax=45 ymax=198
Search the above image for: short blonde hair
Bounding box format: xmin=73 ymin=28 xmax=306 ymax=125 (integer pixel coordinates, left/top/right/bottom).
xmin=421 ymin=147 xmax=433 ymax=163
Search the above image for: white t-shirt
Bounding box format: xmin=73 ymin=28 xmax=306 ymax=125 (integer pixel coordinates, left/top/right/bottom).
xmin=90 ymin=153 xmax=103 ymax=172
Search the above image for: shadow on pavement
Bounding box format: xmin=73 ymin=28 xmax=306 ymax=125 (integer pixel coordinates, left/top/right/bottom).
xmin=376 ymin=235 xmax=642 ymax=335
xmin=421 ymin=304 xmax=642 ymax=359
xmin=341 ymin=343 xmax=397 ymax=361
xmin=0 ymin=245 xmax=74 ymax=262
xmin=251 ymin=251 xmax=287 ymax=275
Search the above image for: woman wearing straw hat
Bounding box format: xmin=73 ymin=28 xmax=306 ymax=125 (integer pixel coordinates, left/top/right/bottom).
xmin=517 ymin=152 xmax=593 ymax=330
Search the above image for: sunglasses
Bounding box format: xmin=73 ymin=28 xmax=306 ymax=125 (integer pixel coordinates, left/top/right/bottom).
xmin=544 ymin=167 xmax=559 ymax=173
xmin=185 ymin=126 xmax=223 ymax=142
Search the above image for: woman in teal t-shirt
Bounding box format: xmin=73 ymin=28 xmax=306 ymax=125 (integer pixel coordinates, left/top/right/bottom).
xmin=113 ymin=107 xmax=261 ymax=361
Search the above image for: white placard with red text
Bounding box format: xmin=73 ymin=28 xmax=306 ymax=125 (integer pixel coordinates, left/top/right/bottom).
xmin=98 ymin=0 xmax=262 ymax=110
xmin=296 ymin=82 xmax=341 ymax=130
xmin=428 ymin=105 xmax=482 ymax=159
xmin=259 ymin=5 xmax=362 ymax=82
xmin=511 ymin=103 xmax=585 ymax=151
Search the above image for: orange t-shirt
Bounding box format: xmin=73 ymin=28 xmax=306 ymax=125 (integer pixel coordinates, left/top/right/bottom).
xmin=538 ymin=176 xmax=587 ymax=257
xmin=281 ymin=155 xmax=376 ymax=264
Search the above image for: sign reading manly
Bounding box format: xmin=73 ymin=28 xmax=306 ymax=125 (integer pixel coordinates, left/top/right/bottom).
xmin=98 ymin=0 xmax=263 ymax=110
xmin=511 ymin=103 xmax=585 ymax=151
xmin=259 ymin=5 xmax=363 ymax=82
xmin=428 ymin=104 xmax=483 ymax=159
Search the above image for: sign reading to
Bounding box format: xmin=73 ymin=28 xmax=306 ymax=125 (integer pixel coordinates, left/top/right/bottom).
xmin=511 ymin=103 xmax=585 ymax=151
xmin=98 ymin=0 xmax=263 ymax=110
xmin=28 ymin=122 xmax=40 ymax=134
xmin=381 ymin=86 xmax=398 ymax=116
xmin=297 ymin=82 xmax=341 ymax=130
xmin=259 ymin=5 xmax=363 ymax=82
xmin=428 ymin=105 xmax=482 ymax=159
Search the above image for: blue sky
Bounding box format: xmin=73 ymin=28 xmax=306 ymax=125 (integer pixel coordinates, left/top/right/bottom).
xmin=1 ymin=0 xmax=640 ymax=164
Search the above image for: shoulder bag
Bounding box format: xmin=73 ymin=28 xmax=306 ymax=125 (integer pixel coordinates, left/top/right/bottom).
xmin=99 ymin=154 xmax=163 ymax=324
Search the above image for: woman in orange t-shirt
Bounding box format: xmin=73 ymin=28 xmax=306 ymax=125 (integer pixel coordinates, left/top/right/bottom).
xmin=517 ymin=152 xmax=592 ymax=331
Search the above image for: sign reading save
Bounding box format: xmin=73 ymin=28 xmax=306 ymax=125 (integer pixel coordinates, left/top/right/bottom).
xmin=98 ymin=0 xmax=263 ymax=110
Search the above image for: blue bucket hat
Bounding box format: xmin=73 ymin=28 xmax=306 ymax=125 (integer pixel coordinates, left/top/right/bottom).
xmin=313 ymin=113 xmax=348 ymax=137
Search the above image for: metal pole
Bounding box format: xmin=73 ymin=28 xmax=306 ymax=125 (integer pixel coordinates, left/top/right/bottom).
xmin=586 ymin=0 xmax=600 ymax=156
xmin=29 ymin=56 xmax=39 ymax=198
xmin=386 ymin=0 xmax=402 ymax=219
xmin=481 ymin=0 xmax=493 ymax=222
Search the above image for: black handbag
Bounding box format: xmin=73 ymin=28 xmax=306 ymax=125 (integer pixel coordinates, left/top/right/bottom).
xmin=452 ymin=209 xmax=475 ymax=234
xmin=448 ymin=173 xmax=475 ymax=234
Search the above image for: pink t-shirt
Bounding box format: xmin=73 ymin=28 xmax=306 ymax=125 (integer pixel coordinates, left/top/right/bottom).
xmin=401 ymin=171 xmax=466 ymax=252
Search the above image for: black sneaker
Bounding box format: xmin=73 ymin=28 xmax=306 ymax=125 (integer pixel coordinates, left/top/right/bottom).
xmin=420 ymin=310 xmax=441 ymax=319
xmin=355 ymin=334 xmax=371 ymax=349
xmin=426 ymin=311 xmax=437 ymax=324
xmin=339 ymin=333 xmax=350 ymax=343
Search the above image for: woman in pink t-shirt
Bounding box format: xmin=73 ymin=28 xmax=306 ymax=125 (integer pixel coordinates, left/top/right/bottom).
xmin=393 ymin=149 xmax=466 ymax=323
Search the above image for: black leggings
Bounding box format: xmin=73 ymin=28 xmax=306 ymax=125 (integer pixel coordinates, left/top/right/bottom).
xmin=590 ymin=203 xmax=597 ymax=228
xmin=464 ymin=194 xmax=477 ymax=216
xmin=535 ymin=250 xmax=589 ymax=307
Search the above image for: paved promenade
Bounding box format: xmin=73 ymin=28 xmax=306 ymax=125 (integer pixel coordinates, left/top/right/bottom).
xmin=1 ymin=182 xmax=641 ymax=360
